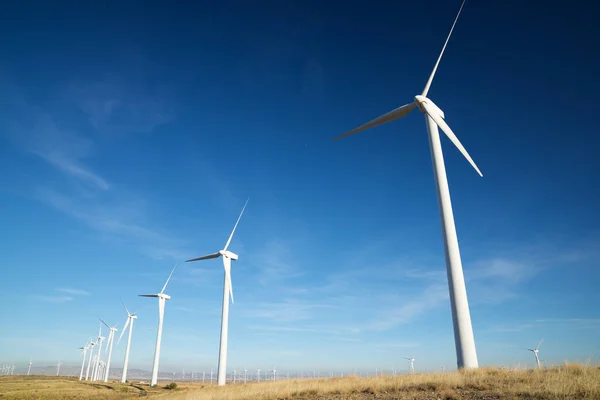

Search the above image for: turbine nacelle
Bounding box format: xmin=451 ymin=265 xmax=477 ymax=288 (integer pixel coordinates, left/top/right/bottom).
xmin=220 ymin=250 xmax=238 ymax=260
xmin=414 ymin=95 xmax=445 ymax=118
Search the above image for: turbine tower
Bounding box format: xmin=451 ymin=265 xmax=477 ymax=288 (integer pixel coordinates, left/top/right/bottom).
xmin=333 ymin=0 xmax=479 ymax=369
xmin=186 ymin=199 xmax=249 ymax=386
xmin=100 ymin=319 xmax=118 ymax=382
xmin=79 ymin=340 xmax=90 ymax=380
xmin=403 ymin=357 xmax=415 ymax=374
xmin=139 ymin=264 xmax=177 ymax=386
xmin=92 ymin=323 xmax=105 ymax=381
xmin=528 ymin=339 xmax=543 ymax=369
xmin=118 ymin=299 xmax=138 ymax=383
xmin=85 ymin=340 xmax=96 ymax=380
xmin=56 ymin=361 xmax=61 ymax=376
xmin=27 ymin=359 xmax=32 ymax=376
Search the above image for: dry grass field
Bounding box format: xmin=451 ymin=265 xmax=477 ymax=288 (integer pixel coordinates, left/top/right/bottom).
xmin=0 ymin=363 xmax=598 ymax=399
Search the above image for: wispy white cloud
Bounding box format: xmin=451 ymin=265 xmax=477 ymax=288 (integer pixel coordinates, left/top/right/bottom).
xmin=34 ymin=186 xmax=188 ymax=260
xmin=250 ymin=238 xmax=305 ymax=286
xmin=371 ymin=342 xmax=421 ymax=349
xmin=34 ymin=295 xmax=73 ymax=303
xmin=69 ymin=79 xmax=172 ymax=134
xmin=244 ymin=299 xmax=338 ymax=324
xmin=56 ymin=288 xmax=90 ymax=296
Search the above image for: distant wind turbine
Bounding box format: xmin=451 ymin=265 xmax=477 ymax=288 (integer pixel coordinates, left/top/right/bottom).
xmin=100 ymin=319 xmax=118 ymax=382
xmin=528 ymin=338 xmax=544 ymax=369
xmin=118 ymin=299 xmax=138 ymax=383
xmin=85 ymin=340 xmax=96 ymax=380
xmin=403 ymin=357 xmax=415 ymax=374
xmin=56 ymin=361 xmax=62 ymax=376
xmin=92 ymin=323 xmax=105 ymax=381
xmin=186 ymin=199 xmax=248 ymax=386
xmin=78 ymin=340 xmax=90 ymax=380
xmin=139 ymin=264 xmax=177 ymax=386
xmin=333 ymin=0 xmax=479 ymax=369
xmin=27 ymin=359 xmax=32 ymax=376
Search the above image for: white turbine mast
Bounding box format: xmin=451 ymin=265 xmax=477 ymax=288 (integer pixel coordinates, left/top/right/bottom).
xmin=117 ymin=299 xmax=138 ymax=383
xmin=100 ymin=319 xmax=118 ymax=382
xmin=27 ymin=359 xmax=32 ymax=376
xmin=85 ymin=340 xmax=96 ymax=380
xmin=139 ymin=264 xmax=177 ymax=386
xmin=333 ymin=0 xmax=479 ymax=369
xmin=185 ymin=198 xmax=249 ymax=386
xmin=56 ymin=360 xmax=62 ymax=376
xmin=92 ymin=322 xmax=105 ymax=381
xmin=78 ymin=340 xmax=91 ymax=380
xmin=403 ymin=356 xmax=416 ymax=374
xmin=528 ymin=338 xmax=544 ymax=369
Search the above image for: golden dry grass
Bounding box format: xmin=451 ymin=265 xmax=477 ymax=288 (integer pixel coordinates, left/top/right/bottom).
xmin=1 ymin=364 xmax=598 ymax=400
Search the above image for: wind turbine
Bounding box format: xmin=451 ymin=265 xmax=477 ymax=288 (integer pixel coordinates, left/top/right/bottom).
xmin=56 ymin=361 xmax=62 ymax=376
xmin=403 ymin=357 xmax=415 ymax=374
xmin=79 ymin=340 xmax=90 ymax=380
xmin=333 ymin=0 xmax=479 ymax=369
xmin=118 ymin=300 xmax=138 ymax=383
xmin=85 ymin=340 xmax=96 ymax=380
xmin=100 ymin=319 xmax=118 ymax=382
xmin=92 ymin=323 xmax=105 ymax=381
xmin=528 ymin=338 xmax=543 ymax=369
xmin=139 ymin=264 xmax=177 ymax=386
xmin=271 ymin=364 xmax=277 ymax=381
xmin=185 ymin=199 xmax=249 ymax=386
xmin=27 ymin=359 xmax=32 ymax=376
xmin=244 ymin=366 xmax=247 ymax=384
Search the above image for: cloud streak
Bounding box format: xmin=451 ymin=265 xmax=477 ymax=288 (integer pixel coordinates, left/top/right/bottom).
xmin=34 ymin=295 xmax=73 ymax=303
xmin=56 ymin=288 xmax=90 ymax=296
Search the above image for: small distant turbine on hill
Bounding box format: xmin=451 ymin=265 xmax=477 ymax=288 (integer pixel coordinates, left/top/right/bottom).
xmin=186 ymin=198 xmax=248 ymax=386
xmin=528 ymin=338 xmax=543 ymax=369
xmin=333 ymin=0 xmax=480 ymax=369
xmin=139 ymin=264 xmax=177 ymax=386
xmin=403 ymin=357 xmax=415 ymax=374
xmin=118 ymin=299 xmax=138 ymax=383
xmin=100 ymin=319 xmax=118 ymax=382
xmin=56 ymin=361 xmax=61 ymax=376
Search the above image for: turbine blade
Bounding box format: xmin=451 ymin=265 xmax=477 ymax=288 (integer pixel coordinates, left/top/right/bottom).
xmin=185 ymin=252 xmax=221 ymax=262
xmin=99 ymin=318 xmax=110 ymax=329
xmin=160 ymin=264 xmax=177 ymax=294
xmin=536 ymin=338 xmax=544 ymax=350
xmin=121 ymin=298 xmax=130 ymax=315
xmin=421 ymin=0 xmax=467 ymax=97
xmin=421 ymin=101 xmax=483 ymax=177
xmin=138 ymin=294 xmax=159 ymax=297
xmin=333 ymin=103 xmax=416 ymax=141
xmin=223 ymin=198 xmax=249 ymax=252
xmin=117 ymin=318 xmax=130 ymax=346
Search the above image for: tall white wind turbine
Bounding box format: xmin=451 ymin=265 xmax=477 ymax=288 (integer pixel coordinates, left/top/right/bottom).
xmin=27 ymin=359 xmax=32 ymax=376
xmin=185 ymin=199 xmax=249 ymax=386
xmin=139 ymin=264 xmax=177 ymax=386
xmin=85 ymin=340 xmax=96 ymax=380
xmin=118 ymin=299 xmax=138 ymax=383
xmin=403 ymin=356 xmax=415 ymax=374
xmin=100 ymin=319 xmax=118 ymax=382
xmin=528 ymin=338 xmax=543 ymax=369
xmin=333 ymin=0 xmax=479 ymax=369
xmin=92 ymin=323 xmax=105 ymax=381
xmin=79 ymin=340 xmax=90 ymax=380
xmin=56 ymin=361 xmax=61 ymax=376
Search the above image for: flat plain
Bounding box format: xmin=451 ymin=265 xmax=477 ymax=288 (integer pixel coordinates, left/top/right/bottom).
xmin=0 ymin=363 xmax=598 ymax=399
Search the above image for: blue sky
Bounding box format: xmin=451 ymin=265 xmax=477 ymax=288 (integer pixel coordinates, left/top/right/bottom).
xmin=1 ymin=0 xmax=599 ymax=375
